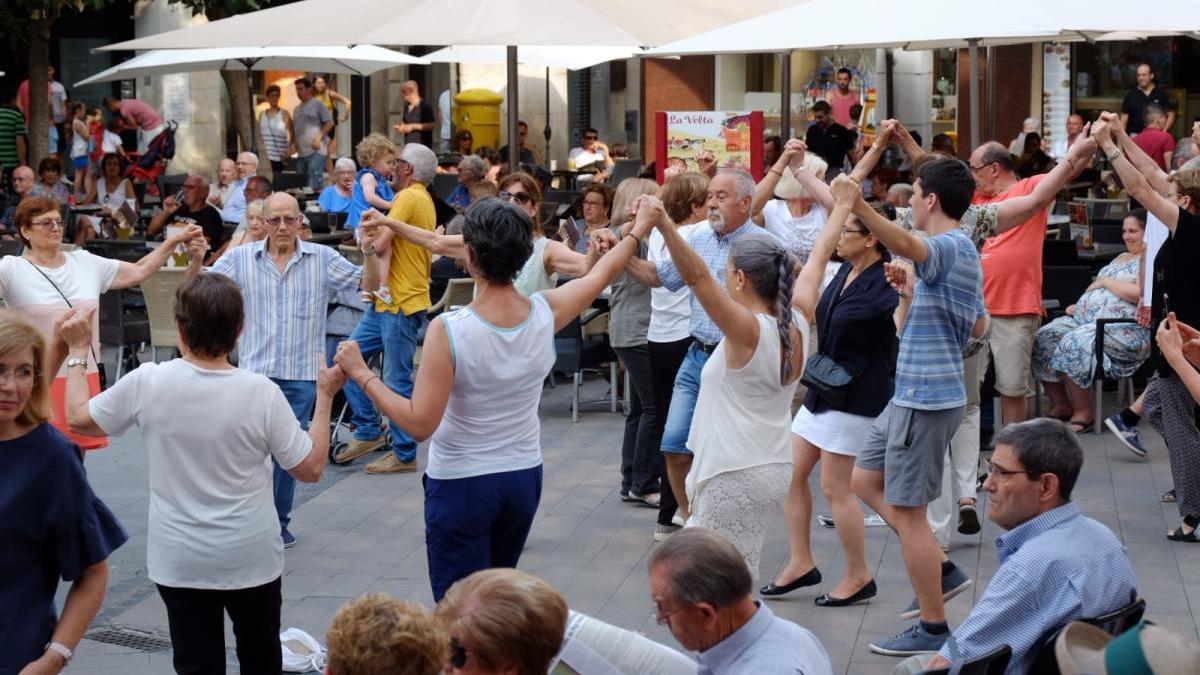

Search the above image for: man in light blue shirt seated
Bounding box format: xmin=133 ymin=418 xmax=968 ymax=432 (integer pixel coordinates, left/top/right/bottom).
xmin=649 ymin=527 xmax=832 ymax=675
xmin=920 ymin=419 xmax=1138 ymax=674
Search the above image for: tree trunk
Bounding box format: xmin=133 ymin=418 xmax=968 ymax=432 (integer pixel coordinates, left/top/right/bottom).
xmin=219 ymin=68 xmax=273 ymax=181
xmin=26 ymin=15 xmax=53 ymax=169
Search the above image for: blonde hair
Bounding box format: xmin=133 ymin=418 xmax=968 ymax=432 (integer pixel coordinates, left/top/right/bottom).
xmin=434 ymin=569 xmax=568 ymax=675
xmin=659 ymin=172 xmax=709 ymax=224
xmin=611 ymin=178 xmax=659 ymax=229
xmin=1170 ymin=168 xmax=1200 ymax=210
xmin=326 ymin=594 xmax=448 ymax=675
xmin=0 ymin=311 xmax=53 ymax=427
xmin=355 ymin=133 xmax=398 ymax=169
xmin=773 ymin=153 xmax=828 ymax=201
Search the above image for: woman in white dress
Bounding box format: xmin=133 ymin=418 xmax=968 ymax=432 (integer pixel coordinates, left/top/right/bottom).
xmin=639 ymin=188 xmax=820 ymax=577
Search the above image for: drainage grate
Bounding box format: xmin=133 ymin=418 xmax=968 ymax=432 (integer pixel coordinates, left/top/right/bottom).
xmin=85 ymin=626 xmax=172 ymax=652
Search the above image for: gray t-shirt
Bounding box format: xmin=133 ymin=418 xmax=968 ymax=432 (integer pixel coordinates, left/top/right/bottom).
xmin=293 ymin=98 xmax=332 ymax=158
xmin=608 ymin=237 xmax=651 ymax=348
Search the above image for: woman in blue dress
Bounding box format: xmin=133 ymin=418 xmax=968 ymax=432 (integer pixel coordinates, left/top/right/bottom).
xmin=1033 ymin=210 xmax=1151 ymax=431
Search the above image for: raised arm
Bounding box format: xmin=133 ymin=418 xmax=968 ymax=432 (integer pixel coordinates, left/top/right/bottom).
xmin=995 ymin=133 xmax=1098 ymax=233
xmin=540 ymin=209 xmax=653 ymax=330
xmin=849 ymin=121 xmax=892 ymax=184
xmin=839 ymin=175 xmax=929 ymax=263
xmin=784 ymin=139 xmax=835 ymax=212
xmin=1093 ymin=120 xmax=1180 ymax=233
xmin=1104 ymin=112 xmax=1170 ymax=196
xmin=542 ymin=237 xmax=597 ymax=278
xmin=792 ymin=201 xmax=850 ymax=320
xmin=112 ymin=224 xmax=204 ymax=289
xmin=360 ymin=208 xmax=466 ymax=257
xmin=753 ymin=142 xmax=803 ymax=219
xmin=891 ymin=120 xmax=925 ymax=165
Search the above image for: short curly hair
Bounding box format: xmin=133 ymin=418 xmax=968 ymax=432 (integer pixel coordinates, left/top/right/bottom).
xmin=660 ymin=172 xmax=709 ymax=224
xmin=355 ymin=132 xmax=397 ymax=170
xmin=326 ymin=594 xmax=448 ymax=675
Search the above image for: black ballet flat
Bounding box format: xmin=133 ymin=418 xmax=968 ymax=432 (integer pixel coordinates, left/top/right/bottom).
xmin=759 ymin=568 xmax=822 ymax=597
xmin=814 ymin=579 xmax=877 ymax=607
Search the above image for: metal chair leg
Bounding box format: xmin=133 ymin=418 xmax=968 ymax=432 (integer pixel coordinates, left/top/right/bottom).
xmin=1094 ymin=379 xmax=1103 ymax=434
xmin=572 ymin=371 xmax=580 ymax=423
xmin=115 ymin=345 xmax=125 ymax=380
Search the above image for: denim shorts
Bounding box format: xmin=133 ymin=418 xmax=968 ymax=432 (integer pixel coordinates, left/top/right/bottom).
xmin=659 ymin=343 xmax=709 ymax=455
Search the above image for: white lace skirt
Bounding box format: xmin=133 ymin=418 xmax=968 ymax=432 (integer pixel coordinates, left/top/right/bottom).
xmin=688 ymin=463 xmax=791 ymax=579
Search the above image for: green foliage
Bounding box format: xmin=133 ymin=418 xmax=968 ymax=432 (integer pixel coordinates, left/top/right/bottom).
xmin=166 ymin=0 xmax=278 ymax=20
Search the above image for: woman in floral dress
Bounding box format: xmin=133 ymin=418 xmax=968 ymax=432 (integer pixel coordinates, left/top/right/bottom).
xmin=1033 ymin=210 xmax=1151 ymax=431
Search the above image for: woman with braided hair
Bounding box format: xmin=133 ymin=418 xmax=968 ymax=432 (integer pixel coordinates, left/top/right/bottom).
xmin=640 ymin=192 xmax=813 ymax=577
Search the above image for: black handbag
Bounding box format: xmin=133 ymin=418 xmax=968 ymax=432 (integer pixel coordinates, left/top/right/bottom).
xmin=24 ymin=258 xmax=108 ymax=390
xmin=800 ymin=268 xmax=859 ymax=407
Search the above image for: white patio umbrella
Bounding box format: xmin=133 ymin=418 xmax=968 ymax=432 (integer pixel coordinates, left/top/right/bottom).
xmin=423 ymin=45 xmax=646 ymax=166
xmin=99 ymin=0 xmax=798 ymax=171
xmin=647 ymin=0 xmax=1200 ymax=149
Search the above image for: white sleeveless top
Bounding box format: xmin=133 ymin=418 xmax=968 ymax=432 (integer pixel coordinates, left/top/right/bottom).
xmin=514 ymin=236 xmax=557 ymax=297
xmin=428 ymin=293 xmax=557 ymax=480
xmin=97 ymin=177 xmax=129 ymax=208
xmin=685 ymin=311 xmax=809 ymax=500
xmin=260 ymin=109 xmax=289 ymax=162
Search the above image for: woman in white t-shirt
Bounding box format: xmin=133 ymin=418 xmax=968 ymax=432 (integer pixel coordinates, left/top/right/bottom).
xmin=640 ymin=189 xmax=815 ymax=578
xmin=752 ymin=148 xmax=829 ymax=265
xmin=0 ymin=196 xmax=202 ymax=451
xmin=60 ymin=273 xmax=343 ymax=672
xmin=335 ymin=197 xmax=652 ymax=601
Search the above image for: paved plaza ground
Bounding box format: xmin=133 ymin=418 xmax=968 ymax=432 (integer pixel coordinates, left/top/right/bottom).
xmin=66 ymin=373 xmax=1200 ymax=674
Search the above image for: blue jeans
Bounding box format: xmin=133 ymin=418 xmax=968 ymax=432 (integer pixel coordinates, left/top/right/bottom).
xmin=270 ymin=378 xmax=316 ymax=530
xmin=424 ymin=466 xmax=543 ymax=601
xmin=659 ymin=342 xmax=710 ymax=454
xmin=343 ymin=307 xmax=424 ymax=462
xmin=294 ymin=152 xmax=325 ymax=191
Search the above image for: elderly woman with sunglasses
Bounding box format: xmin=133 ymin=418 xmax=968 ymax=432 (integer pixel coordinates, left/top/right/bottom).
xmin=0 ymin=196 xmax=202 ymax=451
xmin=361 ymin=171 xmax=602 ymax=297
xmin=0 ymin=310 xmax=126 ymax=674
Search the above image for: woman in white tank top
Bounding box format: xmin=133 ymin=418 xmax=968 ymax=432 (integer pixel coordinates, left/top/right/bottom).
xmin=643 ymin=191 xmax=825 ymax=578
xmin=335 ymin=196 xmax=654 ymax=601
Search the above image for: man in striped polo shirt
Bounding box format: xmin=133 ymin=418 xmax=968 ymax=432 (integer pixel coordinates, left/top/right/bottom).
xmin=0 ymin=85 xmax=28 ymax=185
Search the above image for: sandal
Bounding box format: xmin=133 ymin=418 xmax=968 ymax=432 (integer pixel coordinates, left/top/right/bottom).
xmin=1167 ymin=515 xmax=1200 ymax=542
xmin=1162 ymin=489 xmax=1177 ymax=503
xmin=1067 ymin=419 xmax=1094 ymax=433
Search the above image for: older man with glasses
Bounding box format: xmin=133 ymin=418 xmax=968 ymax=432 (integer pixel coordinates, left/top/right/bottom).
xmin=220 ymin=152 xmax=260 ymax=225
xmin=147 ymin=174 xmax=227 ymax=259
xmin=192 ymin=192 xmax=378 ymax=547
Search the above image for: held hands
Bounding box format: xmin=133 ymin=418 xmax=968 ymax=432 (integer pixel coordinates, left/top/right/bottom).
xmin=829 ymin=174 xmax=861 ymax=205
xmin=1090 ymin=119 xmax=1113 ymax=146
xmin=784 ymin=139 xmax=807 ymax=173
xmin=167 ymin=224 xmax=204 ymax=247
xmin=58 ymin=306 xmax=96 ymax=351
xmin=316 ymin=359 xmax=347 ymax=397
xmin=632 ymin=195 xmax=667 ymax=238
xmin=884 ymin=259 xmax=915 ymax=299
xmin=186 ymin=234 xmax=210 ymax=260
xmin=589 ymin=228 xmax=618 ymax=255
xmin=333 ymin=340 xmax=372 ymax=382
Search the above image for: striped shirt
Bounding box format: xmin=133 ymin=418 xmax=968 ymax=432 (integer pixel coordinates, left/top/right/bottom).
xmin=656 ymin=222 xmax=762 ymax=346
xmin=209 ymin=238 xmax=361 ymax=381
xmin=0 ymin=107 xmax=27 ymax=170
xmin=941 ymin=502 xmax=1137 ymax=674
xmin=893 ymin=229 xmax=983 ymax=410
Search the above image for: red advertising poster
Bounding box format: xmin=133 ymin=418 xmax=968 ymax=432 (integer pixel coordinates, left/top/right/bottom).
xmin=654 ymin=111 xmax=764 ymax=184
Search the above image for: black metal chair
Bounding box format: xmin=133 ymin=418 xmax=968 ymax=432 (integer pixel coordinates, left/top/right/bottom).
xmin=1027 ymin=594 xmax=1145 ymax=674
xmin=1090 ymin=223 xmax=1124 ymax=245
xmin=552 ymin=309 xmax=618 ymax=422
xmin=98 ymin=287 xmax=150 ymax=380
xmin=609 ymin=158 xmax=642 ymax=185
xmin=1091 ymin=318 xmax=1152 ymax=433
xmin=272 ymin=172 xmax=309 ymax=191
xmin=1043 ymin=239 xmax=1082 ymax=266
xmin=1041 ymin=266 xmax=1093 ymax=320
xmin=919 ymin=643 xmax=1011 ymax=675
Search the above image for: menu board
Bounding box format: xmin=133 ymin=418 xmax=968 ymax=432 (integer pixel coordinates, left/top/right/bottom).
xmin=654 ymin=111 xmax=764 ymax=183
xmin=1042 ymin=43 xmax=1071 ymax=153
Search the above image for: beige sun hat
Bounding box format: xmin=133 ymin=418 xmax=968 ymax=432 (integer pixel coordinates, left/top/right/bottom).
xmin=1056 ymin=621 xmax=1200 ymax=675
xmin=774 ymin=153 xmax=828 ymax=201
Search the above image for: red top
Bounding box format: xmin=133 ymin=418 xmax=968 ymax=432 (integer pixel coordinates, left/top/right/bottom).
xmin=1132 ymin=127 xmax=1176 ymax=171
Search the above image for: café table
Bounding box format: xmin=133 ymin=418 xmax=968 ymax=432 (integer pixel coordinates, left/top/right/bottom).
xmin=1076 ymin=242 xmax=1125 ymax=268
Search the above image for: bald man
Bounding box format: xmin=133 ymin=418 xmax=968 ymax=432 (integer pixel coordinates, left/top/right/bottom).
xmin=220 ymin=152 xmax=259 ymax=224
xmin=1 ymin=165 xmax=35 ymax=235
xmin=393 ymin=80 xmax=435 ymax=147
xmin=199 ymin=191 xmax=378 ymax=547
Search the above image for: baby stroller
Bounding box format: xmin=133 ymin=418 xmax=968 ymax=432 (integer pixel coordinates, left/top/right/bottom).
xmin=124 ymin=120 xmax=178 ymax=197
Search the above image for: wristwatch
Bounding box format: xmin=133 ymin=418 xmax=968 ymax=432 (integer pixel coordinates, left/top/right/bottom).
xmin=45 ymin=641 xmax=73 ymax=664
xmin=66 ymin=357 xmax=88 ymax=370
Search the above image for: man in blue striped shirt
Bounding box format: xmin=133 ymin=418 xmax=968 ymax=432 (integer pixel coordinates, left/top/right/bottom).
xmin=923 ymin=419 xmax=1137 ymax=673
xmin=202 ymin=192 xmax=377 ymax=547
xmin=838 ymin=160 xmax=984 ymax=656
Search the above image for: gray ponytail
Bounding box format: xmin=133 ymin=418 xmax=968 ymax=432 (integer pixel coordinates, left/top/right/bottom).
xmin=730 ymin=233 xmax=798 ymax=385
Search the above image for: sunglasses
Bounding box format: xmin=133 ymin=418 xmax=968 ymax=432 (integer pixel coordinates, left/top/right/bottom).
xmin=266 ymin=215 xmax=303 ymax=227
xmin=498 ymin=190 xmax=533 ymax=206
xmin=450 ymin=639 xmax=469 ymax=669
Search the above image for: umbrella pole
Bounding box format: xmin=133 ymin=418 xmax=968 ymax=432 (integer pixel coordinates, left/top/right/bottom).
xmin=968 ymin=39 xmax=980 ymax=152
xmin=507 ymin=46 xmax=520 ymax=174
xmin=780 ymin=50 xmax=792 ymax=139
xmin=544 ymin=67 xmax=551 ymax=170
xmin=241 ymin=59 xmax=265 ymax=174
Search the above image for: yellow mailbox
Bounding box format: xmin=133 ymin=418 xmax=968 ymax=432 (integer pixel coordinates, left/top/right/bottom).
xmin=453 ymin=89 xmax=505 ymax=150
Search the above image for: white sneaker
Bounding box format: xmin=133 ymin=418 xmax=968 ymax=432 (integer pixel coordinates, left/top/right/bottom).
xmin=654 ymin=524 xmax=682 ymax=542
xmin=671 ymin=513 xmax=687 ymax=527
xmin=817 ymin=513 xmax=889 ymax=528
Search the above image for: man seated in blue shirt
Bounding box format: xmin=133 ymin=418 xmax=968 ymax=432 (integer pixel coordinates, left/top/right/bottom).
xmin=921 ymin=419 xmax=1137 ymax=674
xmin=649 ymin=527 xmax=832 ymax=675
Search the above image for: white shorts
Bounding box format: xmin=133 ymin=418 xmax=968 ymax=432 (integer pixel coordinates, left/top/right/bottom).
xmin=791 ymin=405 xmax=875 ymax=456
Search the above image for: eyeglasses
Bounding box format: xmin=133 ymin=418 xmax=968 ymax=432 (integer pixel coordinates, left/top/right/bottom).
xmin=266 ymin=215 xmax=303 ymax=227
xmin=498 ymin=190 xmax=533 ymax=206
xmin=30 ymin=218 xmax=64 ymax=230
xmin=840 ymin=227 xmax=867 ymax=237
xmin=985 ymin=459 xmax=1041 ymax=480
xmin=0 ymin=365 xmax=39 ymax=385
xmin=236 ymin=160 xmax=257 ymax=167
xmin=968 ymin=162 xmax=994 ymax=173
xmin=651 ymin=601 xmax=691 ymax=626
xmin=449 ymin=638 xmax=469 ymax=669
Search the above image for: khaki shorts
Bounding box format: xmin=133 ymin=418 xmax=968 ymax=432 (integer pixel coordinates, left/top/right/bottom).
xmin=988 ymin=314 xmax=1040 ymax=397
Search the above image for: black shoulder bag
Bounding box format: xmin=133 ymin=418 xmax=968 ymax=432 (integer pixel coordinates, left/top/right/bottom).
xmin=24 ymin=258 xmax=108 ymax=390
xmin=800 ymin=268 xmax=860 ymax=407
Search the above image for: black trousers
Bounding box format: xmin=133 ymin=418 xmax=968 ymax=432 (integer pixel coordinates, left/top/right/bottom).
xmin=615 ymin=344 xmax=662 ymax=495
xmin=157 ymin=576 xmax=282 ymax=675
xmin=649 ymin=337 xmax=693 ymax=525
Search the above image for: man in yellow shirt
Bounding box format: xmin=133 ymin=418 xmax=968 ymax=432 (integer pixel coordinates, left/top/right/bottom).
xmin=335 ymin=143 xmax=438 ymax=473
